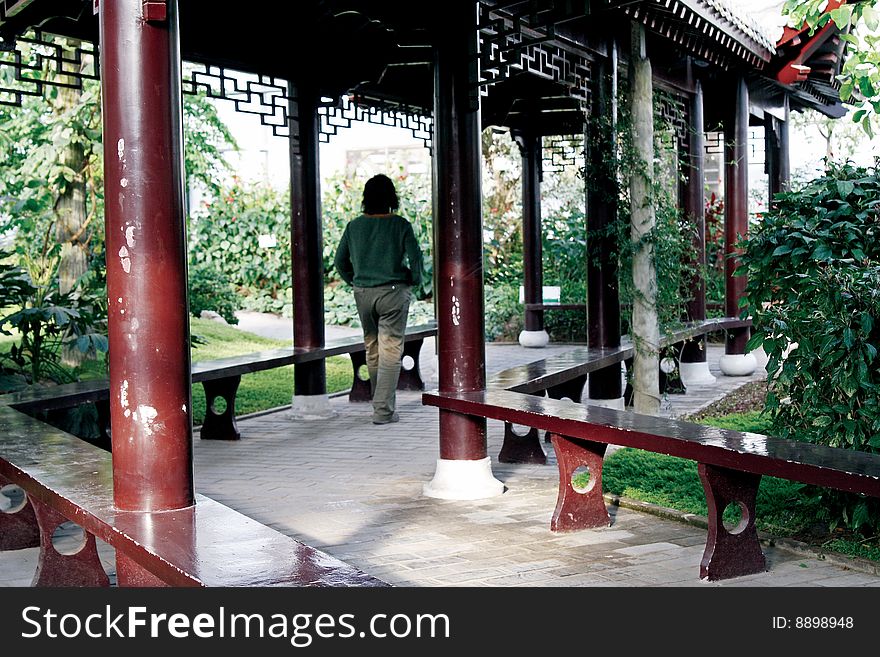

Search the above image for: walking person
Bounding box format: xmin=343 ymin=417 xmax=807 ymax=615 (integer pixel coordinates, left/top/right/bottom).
xmin=333 ymin=174 xmax=426 ymax=424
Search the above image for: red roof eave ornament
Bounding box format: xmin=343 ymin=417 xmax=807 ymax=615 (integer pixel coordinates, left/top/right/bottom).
xmin=775 ymin=0 xmax=847 ymax=86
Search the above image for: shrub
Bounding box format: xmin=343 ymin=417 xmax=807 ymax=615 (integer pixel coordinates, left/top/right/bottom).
xmin=484 ymin=284 xmax=523 ymax=342
xmin=189 ymin=180 xmax=291 ymax=310
xmin=188 ymin=260 xmax=239 ymax=325
xmin=741 ymin=159 xmax=880 ymax=533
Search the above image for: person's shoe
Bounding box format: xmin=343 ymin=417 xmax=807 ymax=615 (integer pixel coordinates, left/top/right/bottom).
xmin=372 ymin=412 xmax=400 ymax=425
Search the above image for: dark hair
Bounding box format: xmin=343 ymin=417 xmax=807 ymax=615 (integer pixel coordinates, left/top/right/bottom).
xmin=361 ymin=174 xmax=399 ymax=214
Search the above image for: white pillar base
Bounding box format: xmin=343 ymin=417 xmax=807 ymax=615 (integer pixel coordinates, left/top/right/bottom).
xmin=585 ymin=397 xmax=626 ymax=411
xmin=679 ymin=360 xmax=717 ymax=386
xmin=423 ymin=457 xmax=505 ymax=500
xmin=288 ymin=393 xmax=337 ymax=420
xmin=518 ymin=329 xmax=550 ymax=348
xmin=719 ymin=353 xmax=757 ymax=377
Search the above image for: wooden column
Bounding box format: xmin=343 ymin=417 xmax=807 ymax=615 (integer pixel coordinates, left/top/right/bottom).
xmin=289 ymin=83 xmax=331 ymax=417
xmin=515 ymin=129 xmax=547 ymax=346
xmin=424 ymin=1 xmax=502 ymax=499
xmin=779 ymin=95 xmax=791 ymax=193
xmin=721 ymin=76 xmax=754 ymax=371
xmin=681 ymin=80 xmax=709 ymax=367
xmin=768 ymin=94 xmax=791 ymax=204
xmin=101 ymin=0 xmax=193 ymax=514
xmin=586 ymin=42 xmax=623 ymax=405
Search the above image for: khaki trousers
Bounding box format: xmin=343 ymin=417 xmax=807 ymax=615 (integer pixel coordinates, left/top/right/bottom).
xmin=353 ymin=284 xmax=411 ymax=421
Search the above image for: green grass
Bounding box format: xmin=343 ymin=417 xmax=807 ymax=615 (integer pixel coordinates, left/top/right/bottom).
xmin=0 ymin=317 xmax=353 ymax=425
xmin=189 ymin=318 xmax=351 ymax=424
xmin=600 ymin=411 xmax=880 ymax=562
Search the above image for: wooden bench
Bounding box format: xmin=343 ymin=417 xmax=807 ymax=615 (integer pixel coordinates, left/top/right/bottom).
xmin=488 ymin=317 xmax=751 ymax=464
xmin=0 ymin=323 xmax=437 ymax=444
xmin=0 ymin=405 xmax=387 ymax=587
xmin=422 ymin=388 xmax=880 ymax=581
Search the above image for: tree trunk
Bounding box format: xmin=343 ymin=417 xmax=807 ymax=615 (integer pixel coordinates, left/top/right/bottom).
xmin=629 ymin=23 xmax=660 ymax=415
xmin=51 ymin=52 xmax=90 ymax=367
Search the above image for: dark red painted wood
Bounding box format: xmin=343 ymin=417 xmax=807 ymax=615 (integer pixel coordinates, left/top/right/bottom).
xmin=682 ymin=79 xmax=708 ymax=364
xmin=1 ymin=327 xmax=436 ymax=443
xmin=586 ymin=44 xmax=622 ymax=400
xmin=422 ymin=389 xmax=880 ymax=498
xmin=0 ymin=407 xmax=387 ymax=587
xmin=486 ymin=318 xmax=748 ymax=397
xmin=289 ymin=82 xmax=327 ymax=397
xmin=499 ymin=424 xmax=546 ymax=464
xmin=29 ymin=495 xmax=110 ymax=587
xmin=433 ymin=1 xmax=487 ymax=461
xmin=698 ymin=464 xmax=766 ymax=580
xmin=0 ymin=473 xmax=40 ymax=550
xmin=200 ymin=375 xmax=242 ymax=440
xmin=100 ymin=0 xmax=193 ymax=512
xmin=724 ymin=76 xmax=750 ymax=355
xmin=779 ymin=95 xmax=791 ymax=194
xmin=516 ymin=131 xmax=544 ymax=333
xmin=549 ymin=433 xmax=611 ymax=532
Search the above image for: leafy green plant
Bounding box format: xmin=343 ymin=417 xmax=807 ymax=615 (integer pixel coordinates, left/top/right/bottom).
xmin=0 ymin=251 xmax=107 ymax=387
xmin=189 ymin=179 xmax=291 ymax=309
xmin=484 ymin=284 xmax=523 ymax=342
xmin=188 ymin=260 xmax=240 ymax=324
xmin=741 ymin=159 xmax=880 ymax=533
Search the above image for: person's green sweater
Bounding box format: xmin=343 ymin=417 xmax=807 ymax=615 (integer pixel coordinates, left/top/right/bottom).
xmin=333 ymin=213 xmax=424 ymax=290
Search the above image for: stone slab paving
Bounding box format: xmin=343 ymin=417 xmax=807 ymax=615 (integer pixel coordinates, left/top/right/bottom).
xmin=2 ymin=338 xmax=877 ymax=589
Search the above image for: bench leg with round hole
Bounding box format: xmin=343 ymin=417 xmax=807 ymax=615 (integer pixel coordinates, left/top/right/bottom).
xmin=28 ymin=496 xmax=109 ymax=587
xmin=348 ymin=351 xmax=373 ymax=402
xmin=0 ymin=474 xmax=40 ymax=551
xmin=397 ymin=338 xmax=426 ymax=391
xmin=499 ymin=422 xmax=546 ymax=464
xmin=200 ymin=376 xmax=242 ymax=440
xmin=698 ymin=463 xmax=766 ymax=581
xmin=549 ymin=433 xmax=611 ymax=532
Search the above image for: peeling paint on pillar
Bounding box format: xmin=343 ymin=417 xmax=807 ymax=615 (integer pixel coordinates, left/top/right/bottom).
xmin=100 ymin=0 xmax=194 ymax=515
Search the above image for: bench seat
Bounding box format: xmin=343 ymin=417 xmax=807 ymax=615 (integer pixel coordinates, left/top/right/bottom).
xmin=422 ymin=388 xmax=880 ymax=580
xmin=0 ymin=406 xmax=386 ymax=587
xmin=0 ymin=323 xmax=437 ymax=443
xmin=486 ymin=317 xmax=751 ymax=464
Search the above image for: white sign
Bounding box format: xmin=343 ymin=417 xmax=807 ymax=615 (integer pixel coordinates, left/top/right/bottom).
xmin=258 ymin=234 xmax=277 ymax=248
xmin=519 ymin=285 xmax=561 ymax=304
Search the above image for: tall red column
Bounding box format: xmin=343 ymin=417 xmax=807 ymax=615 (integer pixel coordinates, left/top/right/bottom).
xmin=679 ymin=79 xmax=716 ymax=385
xmin=720 ymin=76 xmax=756 ymax=376
xmin=100 ymin=0 xmax=193 ymax=514
xmin=586 ymin=42 xmax=624 ymax=407
xmin=423 ymin=1 xmax=503 ymax=500
xmin=289 ymin=83 xmax=332 ymax=419
xmin=515 ymin=129 xmax=548 ymax=347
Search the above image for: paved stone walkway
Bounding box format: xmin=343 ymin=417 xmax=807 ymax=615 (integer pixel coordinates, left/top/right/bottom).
xmin=2 ymin=336 xmax=879 ymax=588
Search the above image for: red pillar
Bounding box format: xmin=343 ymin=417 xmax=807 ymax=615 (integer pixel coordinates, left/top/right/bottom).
xmin=424 ymin=1 xmax=502 ymax=499
xmin=720 ymin=76 xmax=755 ymax=375
xmin=100 ymin=0 xmax=193 ymax=514
xmin=586 ymin=43 xmax=623 ymax=405
xmin=289 ymin=83 xmax=331 ymax=418
xmin=515 ymin=129 xmax=547 ymax=346
xmin=681 ymin=80 xmax=709 ymax=363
